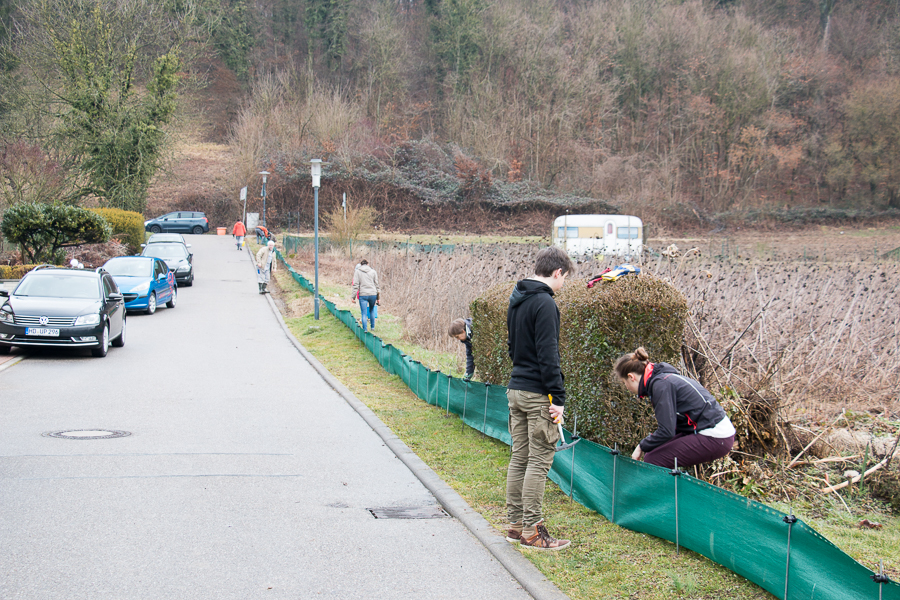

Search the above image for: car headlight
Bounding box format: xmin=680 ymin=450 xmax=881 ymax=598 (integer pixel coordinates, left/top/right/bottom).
xmin=176 ymin=265 xmax=191 ymax=272
xmin=0 ymin=310 xmax=13 ymax=323
xmin=132 ymin=282 xmax=150 ymax=294
xmin=74 ymin=314 xmax=101 ymax=326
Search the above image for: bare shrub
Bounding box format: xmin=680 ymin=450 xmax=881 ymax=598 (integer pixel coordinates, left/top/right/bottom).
xmin=66 ymin=240 xmax=130 ymax=269
xmin=321 ymin=201 xmax=377 ymax=252
xmin=284 ymin=234 xmax=900 ymax=421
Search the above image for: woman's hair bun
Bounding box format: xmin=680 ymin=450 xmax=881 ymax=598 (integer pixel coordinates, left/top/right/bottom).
xmin=633 ymin=347 xmax=650 ymax=362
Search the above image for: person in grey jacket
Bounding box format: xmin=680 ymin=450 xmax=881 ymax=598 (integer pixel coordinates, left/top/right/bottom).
xmin=615 ymin=347 xmax=735 ymax=469
xmin=350 ymin=259 xmax=379 ymax=332
xmin=255 ymin=240 xmax=277 ymax=294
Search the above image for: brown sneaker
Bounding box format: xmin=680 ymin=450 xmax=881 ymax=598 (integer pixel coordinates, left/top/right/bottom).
xmin=506 ymin=523 xmax=523 ymax=543
xmin=520 ymin=521 xmax=570 ymax=551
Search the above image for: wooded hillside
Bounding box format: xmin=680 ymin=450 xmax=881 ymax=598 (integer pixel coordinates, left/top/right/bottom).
xmin=4 ymin=0 xmax=900 ymax=230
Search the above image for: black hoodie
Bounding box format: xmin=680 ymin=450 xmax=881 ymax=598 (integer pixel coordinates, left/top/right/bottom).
xmin=637 ymin=362 xmax=727 ymax=452
xmin=506 ymin=279 xmax=566 ymax=406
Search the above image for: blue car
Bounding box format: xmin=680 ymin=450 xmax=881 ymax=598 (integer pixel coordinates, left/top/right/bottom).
xmin=103 ymin=256 xmax=177 ymax=315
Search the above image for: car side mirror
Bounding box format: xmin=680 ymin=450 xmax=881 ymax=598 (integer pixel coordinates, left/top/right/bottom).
xmin=108 ymin=292 xmax=124 ymax=301
xmin=0 ymin=290 xmax=8 ymax=297
xmin=187 ymin=244 xmax=192 ymax=248
xmin=141 ymin=243 xmax=146 ymax=248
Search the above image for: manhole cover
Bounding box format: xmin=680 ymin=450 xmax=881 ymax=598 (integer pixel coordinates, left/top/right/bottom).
xmin=43 ymin=430 xmax=131 ymax=440
xmin=367 ymin=506 xmax=449 ymax=519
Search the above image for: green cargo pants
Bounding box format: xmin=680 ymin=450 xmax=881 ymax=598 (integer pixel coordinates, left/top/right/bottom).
xmin=506 ymin=388 xmax=560 ymax=528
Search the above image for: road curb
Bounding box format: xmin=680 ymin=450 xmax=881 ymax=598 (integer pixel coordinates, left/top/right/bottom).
xmin=0 ymin=355 xmax=25 ymax=373
xmin=260 ymin=285 xmax=569 ymax=600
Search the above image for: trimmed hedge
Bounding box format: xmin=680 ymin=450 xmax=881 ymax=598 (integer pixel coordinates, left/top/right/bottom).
xmin=471 ymin=275 xmax=687 ymax=449
xmin=0 ymin=264 xmax=40 ymax=279
xmin=90 ymin=208 xmax=144 ymax=252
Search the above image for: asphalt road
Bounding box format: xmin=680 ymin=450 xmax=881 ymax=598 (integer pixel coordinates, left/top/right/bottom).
xmin=0 ymin=235 xmax=533 ymax=600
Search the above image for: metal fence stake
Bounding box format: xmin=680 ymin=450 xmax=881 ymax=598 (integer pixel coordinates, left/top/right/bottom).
xmin=446 ymin=374 xmax=451 ymax=415
xmin=569 ymin=415 xmax=578 ymax=500
xmin=783 ymin=508 xmax=797 ymax=600
xmin=415 ymin=361 xmax=420 ymax=399
xmin=461 ymin=384 xmax=469 ymax=433
xmin=670 ymin=457 xmax=681 ymax=555
xmin=610 ymin=443 xmax=620 ymax=522
xmin=482 ymin=383 xmax=490 ymax=438
xmin=872 ymin=559 xmax=890 ymax=600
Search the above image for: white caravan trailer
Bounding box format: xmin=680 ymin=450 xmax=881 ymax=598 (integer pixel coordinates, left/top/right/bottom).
xmin=551 ymin=214 xmax=643 ymax=257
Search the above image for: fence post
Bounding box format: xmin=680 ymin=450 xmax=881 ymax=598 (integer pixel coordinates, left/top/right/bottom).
xmin=783 ymin=509 xmax=797 ymax=600
xmin=569 ymin=415 xmax=578 ymax=500
xmin=670 ymin=457 xmax=682 ymax=555
xmin=446 ymin=374 xmax=452 ymax=415
xmin=872 ymin=559 xmax=889 ymax=600
xmin=415 ymin=361 xmax=420 ymax=399
xmin=482 ymin=383 xmax=490 ymax=438
xmin=610 ymin=443 xmax=620 ymax=523
xmin=461 ymin=383 xmax=469 ymax=433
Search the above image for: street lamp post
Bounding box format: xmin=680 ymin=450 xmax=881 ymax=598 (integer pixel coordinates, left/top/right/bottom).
xmin=309 ymin=159 xmax=322 ymax=320
xmin=259 ymin=171 xmax=270 ymax=227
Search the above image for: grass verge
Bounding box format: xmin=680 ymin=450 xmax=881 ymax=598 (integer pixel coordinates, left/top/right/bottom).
xmin=270 ymin=267 xmax=775 ymax=600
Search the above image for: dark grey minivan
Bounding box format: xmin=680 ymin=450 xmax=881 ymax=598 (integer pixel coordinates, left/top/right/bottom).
xmin=144 ymin=211 xmax=209 ymax=234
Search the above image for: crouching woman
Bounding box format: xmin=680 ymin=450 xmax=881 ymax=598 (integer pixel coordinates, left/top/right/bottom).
xmin=615 ymin=347 xmax=735 ymax=469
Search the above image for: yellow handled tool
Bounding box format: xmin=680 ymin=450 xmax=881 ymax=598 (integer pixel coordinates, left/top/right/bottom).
xmin=549 ymin=394 xmax=580 ymax=452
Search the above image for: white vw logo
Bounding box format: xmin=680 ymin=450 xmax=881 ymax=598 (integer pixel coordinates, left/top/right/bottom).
xmin=39 ymin=316 xmax=49 ymax=325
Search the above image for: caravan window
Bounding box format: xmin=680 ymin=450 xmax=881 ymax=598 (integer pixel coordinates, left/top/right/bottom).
xmin=617 ymin=227 xmax=640 ymax=239
xmin=607 ymin=223 xmax=613 ymax=235
xmin=557 ymin=227 xmax=578 ymax=238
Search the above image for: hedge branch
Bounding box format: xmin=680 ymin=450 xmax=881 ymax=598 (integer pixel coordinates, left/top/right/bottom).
xmin=820 ymin=456 xmax=890 ymax=493
xmin=787 ymin=408 xmax=846 ymax=468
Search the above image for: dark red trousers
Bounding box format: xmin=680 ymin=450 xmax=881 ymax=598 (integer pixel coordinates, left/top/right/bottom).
xmin=644 ymin=433 xmax=734 ymax=469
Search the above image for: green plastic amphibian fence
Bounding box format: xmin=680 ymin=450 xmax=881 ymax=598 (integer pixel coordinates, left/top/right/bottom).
xmin=278 ymin=252 xmax=898 ymax=600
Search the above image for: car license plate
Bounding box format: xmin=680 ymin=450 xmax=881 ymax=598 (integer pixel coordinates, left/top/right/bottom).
xmin=26 ymin=328 xmax=60 ymax=336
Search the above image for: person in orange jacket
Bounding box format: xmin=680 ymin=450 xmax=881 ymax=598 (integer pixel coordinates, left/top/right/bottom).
xmin=232 ymin=220 xmax=247 ymax=250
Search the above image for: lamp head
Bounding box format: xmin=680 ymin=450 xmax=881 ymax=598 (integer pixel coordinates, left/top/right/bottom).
xmin=259 ymin=170 xmax=270 ymax=184
xmin=309 ymin=159 xmax=323 ymax=188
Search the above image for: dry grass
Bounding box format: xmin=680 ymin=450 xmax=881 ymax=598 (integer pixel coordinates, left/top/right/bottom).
xmin=281 ymin=228 xmax=900 ymax=421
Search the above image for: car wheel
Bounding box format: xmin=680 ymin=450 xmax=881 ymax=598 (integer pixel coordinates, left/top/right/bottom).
xmin=0 ymin=345 xmax=10 ymax=354
xmin=150 ymin=225 xmax=162 ymax=234
xmin=192 ymin=226 xmax=203 ymax=235
xmin=146 ymin=292 xmax=157 ymax=315
xmin=91 ymin=324 xmax=109 ymax=357
xmin=111 ymin=317 xmax=126 ymax=347
xmin=166 ymin=287 xmax=177 ymax=308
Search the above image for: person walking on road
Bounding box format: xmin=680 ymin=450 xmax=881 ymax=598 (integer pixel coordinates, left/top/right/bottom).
xmin=505 ymin=246 xmax=573 ymax=551
xmin=255 ymin=240 xmax=277 ymax=294
xmin=233 ymin=220 xmax=247 ymax=250
xmin=350 ymin=259 xmax=379 ymax=332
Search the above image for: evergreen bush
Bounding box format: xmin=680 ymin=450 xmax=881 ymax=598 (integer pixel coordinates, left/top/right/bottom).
xmin=0 ymin=203 xmax=111 ymax=263
xmin=90 ymin=207 xmax=144 ymax=252
xmin=0 ymin=264 xmax=39 ymax=279
xmin=471 ymin=274 xmax=687 ymax=449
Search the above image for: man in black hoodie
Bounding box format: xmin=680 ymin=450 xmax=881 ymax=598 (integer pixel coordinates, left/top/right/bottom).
xmin=504 ymin=246 xmax=573 ymax=551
